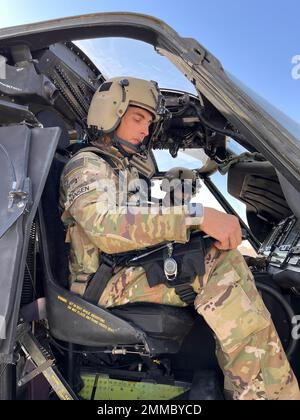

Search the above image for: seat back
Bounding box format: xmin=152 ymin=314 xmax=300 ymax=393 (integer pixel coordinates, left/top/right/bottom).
xmin=38 ymin=156 xmax=148 ymax=347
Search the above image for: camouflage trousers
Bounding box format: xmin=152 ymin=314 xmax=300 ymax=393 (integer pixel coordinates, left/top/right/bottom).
xmin=99 ymin=247 xmax=300 ymax=400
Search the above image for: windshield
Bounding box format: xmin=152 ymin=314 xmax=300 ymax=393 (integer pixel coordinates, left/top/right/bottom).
xmin=74 ymin=37 xmax=197 ymax=94
xmin=226 ymin=71 xmax=300 ymax=142
xmin=153 ymin=149 xmax=209 ymax=172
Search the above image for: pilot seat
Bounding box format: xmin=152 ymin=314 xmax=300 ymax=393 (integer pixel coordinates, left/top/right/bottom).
xmin=33 ymin=110 xmax=223 ymax=400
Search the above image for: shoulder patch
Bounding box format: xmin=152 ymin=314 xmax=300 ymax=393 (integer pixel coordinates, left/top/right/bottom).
xmin=64 ymin=157 xmax=85 ymax=178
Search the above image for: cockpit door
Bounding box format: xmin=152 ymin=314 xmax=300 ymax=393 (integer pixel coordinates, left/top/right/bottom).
xmin=0 ymin=124 xmax=60 ymax=362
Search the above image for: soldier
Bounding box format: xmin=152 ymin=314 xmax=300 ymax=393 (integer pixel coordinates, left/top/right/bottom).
xmin=60 ymin=76 xmax=300 ymax=400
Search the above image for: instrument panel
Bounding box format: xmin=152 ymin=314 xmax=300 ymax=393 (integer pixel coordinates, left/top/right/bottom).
xmin=259 ymin=215 xmax=300 ymax=290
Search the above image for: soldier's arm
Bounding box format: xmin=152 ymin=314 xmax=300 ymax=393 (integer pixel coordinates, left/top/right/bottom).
xmin=61 ymin=152 xmax=191 ymax=254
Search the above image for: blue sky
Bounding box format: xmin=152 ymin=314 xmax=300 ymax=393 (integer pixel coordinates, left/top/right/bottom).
xmin=1 ymin=0 xmax=299 ymax=126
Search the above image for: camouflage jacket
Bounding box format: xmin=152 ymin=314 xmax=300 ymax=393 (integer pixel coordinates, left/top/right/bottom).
xmin=59 ymin=144 xmax=191 ymax=295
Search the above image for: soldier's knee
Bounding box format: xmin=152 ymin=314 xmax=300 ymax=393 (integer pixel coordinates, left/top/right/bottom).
xmin=225 ymin=248 xmax=244 ymax=261
xmin=209 ymin=247 xmax=244 ymax=266
xmin=211 ymin=248 xmax=251 ymax=281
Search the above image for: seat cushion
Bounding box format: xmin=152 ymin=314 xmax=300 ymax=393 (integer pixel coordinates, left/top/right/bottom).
xmin=111 ymin=302 xmax=196 ymax=342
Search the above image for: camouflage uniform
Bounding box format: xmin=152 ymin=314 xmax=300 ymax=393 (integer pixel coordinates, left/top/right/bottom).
xmin=60 ymin=145 xmax=300 ymax=400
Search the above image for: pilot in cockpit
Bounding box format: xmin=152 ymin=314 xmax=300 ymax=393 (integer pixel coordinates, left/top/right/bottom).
xmin=59 ymin=76 xmax=300 ymax=400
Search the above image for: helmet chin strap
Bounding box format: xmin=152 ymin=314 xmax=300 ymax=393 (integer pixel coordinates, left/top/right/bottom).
xmin=112 ymin=132 xmax=148 ymax=159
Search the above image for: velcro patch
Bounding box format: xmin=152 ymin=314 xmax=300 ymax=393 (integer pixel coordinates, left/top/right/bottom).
xmin=64 ymin=157 xmax=85 ymax=178
xmin=65 ymin=181 xmax=98 ymax=209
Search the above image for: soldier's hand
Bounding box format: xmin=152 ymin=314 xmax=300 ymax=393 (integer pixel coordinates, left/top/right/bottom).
xmin=200 ymin=207 xmax=242 ymax=250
